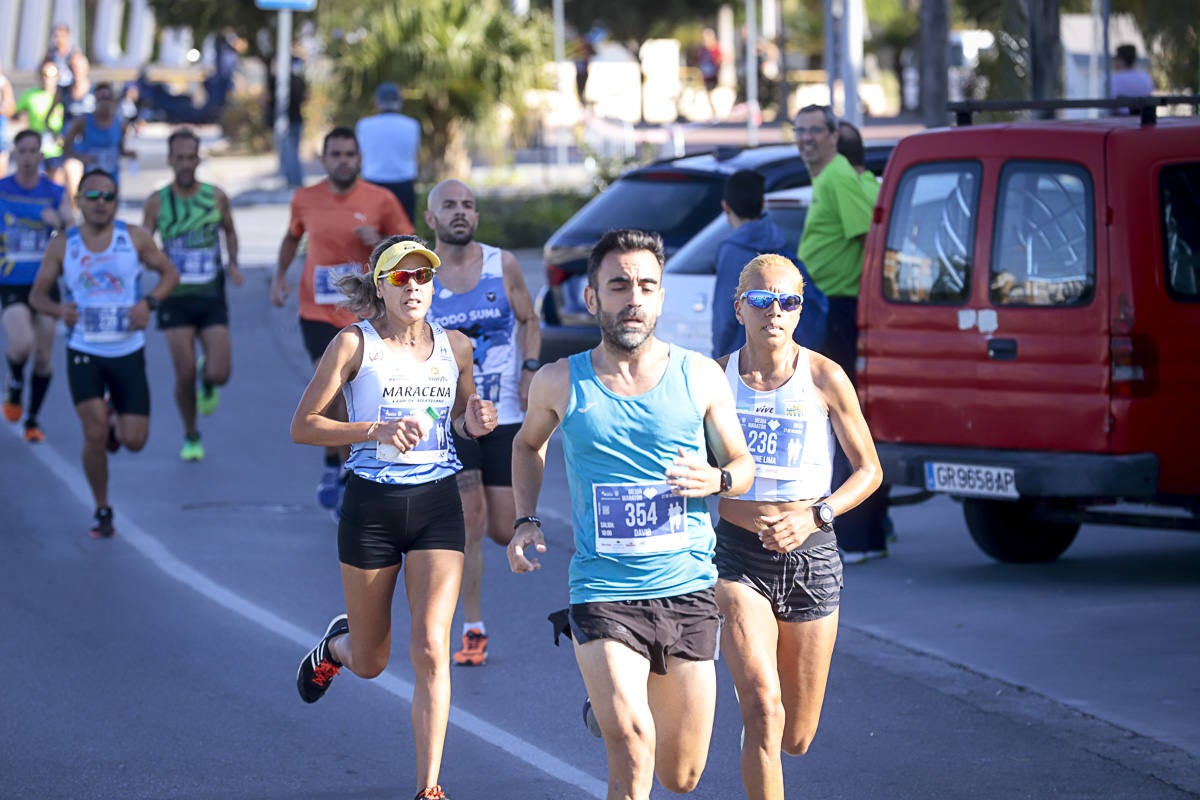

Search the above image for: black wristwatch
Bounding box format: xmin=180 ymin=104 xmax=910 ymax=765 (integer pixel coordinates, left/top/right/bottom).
xmin=718 ymin=468 xmax=733 ymax=494
xmin=514 ymin=515 xmax=542 ymax=531
xmin=811 ymin=501 xmax=835 ymax=532
xmin=522 ymin=358 xmax=541 ymax=372
xmin=142 ymin=295 xmax=160 ymax=311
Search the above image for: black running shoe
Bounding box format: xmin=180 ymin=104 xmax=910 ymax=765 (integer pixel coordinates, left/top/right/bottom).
xmin=297 ymin=614 xmax=349 ymax=703
xmin=414 ymin=786 xmax=450 ymax=799
xmin=89 ymin=507 xmax=115 ymax=539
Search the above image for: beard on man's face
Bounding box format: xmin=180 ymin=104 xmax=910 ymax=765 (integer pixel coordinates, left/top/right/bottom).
xmin=596 ymin=303 xmax=655 ymax=352
xmin=437 ymin=217 xmax=475 ymax=246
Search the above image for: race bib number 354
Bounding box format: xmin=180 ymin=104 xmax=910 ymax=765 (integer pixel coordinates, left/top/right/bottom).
xmin=593 ymin=481 xmax=688 ymax=555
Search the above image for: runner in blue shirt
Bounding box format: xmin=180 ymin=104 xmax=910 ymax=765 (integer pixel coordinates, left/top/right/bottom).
xmin=1 ymin=129 xmax=72 ymax=441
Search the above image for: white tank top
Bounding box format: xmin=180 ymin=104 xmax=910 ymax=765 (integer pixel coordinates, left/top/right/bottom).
xmin=726 ymin=347 xmax=834 ymax=502
xmin=343 ymin=320 xmax=462 ymax=485
xmin=62 ymin=221 xmax=146 ymax=357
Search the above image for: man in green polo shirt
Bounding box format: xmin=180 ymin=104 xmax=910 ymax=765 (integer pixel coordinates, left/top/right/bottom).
xmin=794 ymin=105 xmax=889 ymax=564
xmin=794 ymin=104 xmax=874 ymax=375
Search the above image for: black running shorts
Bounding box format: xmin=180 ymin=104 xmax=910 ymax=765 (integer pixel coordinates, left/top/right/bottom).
xmin=567 ymin=587 xmax=721 ymax=675
xmin=337 ymin=473 xmax=465 ymax=569
xmin=65 ymin=347 xmax=150 ymax=414
xmin=714 ymin=518 xmax=843 ymax=623
xmin=157 ymin=294 xmax=229 ymax=330
xmin=451 ymin=422 xmax=519 ymax=487
xmin=0 ymin=283 xmax=59 ymax=309
xmin=299 ymin=318 xmax=342 ymax=364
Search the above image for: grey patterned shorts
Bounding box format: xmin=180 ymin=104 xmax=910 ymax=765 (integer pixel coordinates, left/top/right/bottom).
xmin=715 ymin=518 xmax=843 ymax=622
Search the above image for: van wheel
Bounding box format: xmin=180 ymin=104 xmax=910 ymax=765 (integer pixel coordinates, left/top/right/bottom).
xmin=962 ymin=499 xmax=1081 ymax=563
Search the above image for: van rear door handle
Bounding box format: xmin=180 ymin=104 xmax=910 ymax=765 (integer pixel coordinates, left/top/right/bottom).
xmin=988 ymin=338 xmax=1017 ymax=360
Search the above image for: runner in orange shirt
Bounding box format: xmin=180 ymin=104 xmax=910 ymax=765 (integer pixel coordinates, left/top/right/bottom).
xmin=271 ymin=126 xmax=413 ymax=515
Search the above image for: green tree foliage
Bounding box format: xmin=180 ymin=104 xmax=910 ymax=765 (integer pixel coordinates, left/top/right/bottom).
xmin=141 ymin=1 xmax=304 ymax=61
xmin=321 ymin=0 xmax=551 ymax=180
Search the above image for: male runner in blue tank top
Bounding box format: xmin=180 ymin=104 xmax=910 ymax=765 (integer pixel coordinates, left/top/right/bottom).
xmin=61 ymin=82 xmax=134 ymax=212
xmin=425 ymin=179 xmax=541 ymax=667
xmin=507 ymin=228 xmax=755 ymax=800
xmin=30 ymin=168 xmax=178 ymax=538
xmin=1 ymin=129 xmax=71 ymax=442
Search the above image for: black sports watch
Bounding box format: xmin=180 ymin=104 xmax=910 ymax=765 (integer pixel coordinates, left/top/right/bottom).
xmin=522 ymin=358 xmax=541 ymax=372
xmin=142 ymin=295 xmax=160 ymax=311
xmin=514 ymin=515 xmax=542 ymax=531
xmin=718 ymin=468 xmax=733 ymax=494
xmin=811 ymin=501 xmax=835 ymax=532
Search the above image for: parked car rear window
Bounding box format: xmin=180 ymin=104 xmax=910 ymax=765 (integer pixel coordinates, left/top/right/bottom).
xmin=1161 ymin=163 xmax=1200 ymax=301
xmin=989 ymin=162 xmax=1095 ymax=307
xmin=883 ymin=162 xmax=980 ymax=305
xmin=556 ymin=176 xmax=723 ymax=242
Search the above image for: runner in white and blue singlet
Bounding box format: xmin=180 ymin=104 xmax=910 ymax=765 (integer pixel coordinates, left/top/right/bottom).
xmin=714 ymin=253 xmax=881 ymax=800
xmin=425 ymin=178 xmax=541 ymax=667
xmin=291 ymin=235 xmax=496 ymax=800
xmin=508 ymin=228 xmax=754 ymax=800
xmin=29 ymin=168 xmax=178 ymax=539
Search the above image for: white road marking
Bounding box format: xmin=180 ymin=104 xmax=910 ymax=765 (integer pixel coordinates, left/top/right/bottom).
xmin=8 ymin=425 xmax=605 ymax=799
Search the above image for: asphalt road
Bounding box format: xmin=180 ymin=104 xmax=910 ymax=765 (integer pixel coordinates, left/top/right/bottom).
xmin=1 ymin=138 xmax=1198 ymax=799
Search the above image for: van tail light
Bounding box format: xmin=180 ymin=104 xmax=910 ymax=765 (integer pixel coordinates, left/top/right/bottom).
xmin=1110 ymin=335 xmax=1157 ymax=398
xmin=546 ymin=263 xmax=570 ymax=288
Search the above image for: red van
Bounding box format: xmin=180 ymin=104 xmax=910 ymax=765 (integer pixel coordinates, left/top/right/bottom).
xmin=858 ymin=98 xmax=1200 ymax=562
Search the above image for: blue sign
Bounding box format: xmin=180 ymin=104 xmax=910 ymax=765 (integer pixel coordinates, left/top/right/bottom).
xmin=255 ymin=0 xmax=317 ymax=10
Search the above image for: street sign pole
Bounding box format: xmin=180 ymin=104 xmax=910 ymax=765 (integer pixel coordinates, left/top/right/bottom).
xmin=256 ymin=0 xmax=315 ymax=181
xmin=274 ymin=7 xmax=293 ymax=169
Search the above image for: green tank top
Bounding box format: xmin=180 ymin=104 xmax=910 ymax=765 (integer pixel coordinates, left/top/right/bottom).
xmin=157 ymin=183 xmax=223 ymax=296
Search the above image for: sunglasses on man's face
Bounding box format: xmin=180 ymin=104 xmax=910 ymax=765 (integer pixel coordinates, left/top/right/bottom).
xmin=82 ymin=189 xmax=117 ymax=202
xmin=380 ymin=267 xmax=434 ymax=287
xmin=740 ymin=289 xmax=803 ymax=312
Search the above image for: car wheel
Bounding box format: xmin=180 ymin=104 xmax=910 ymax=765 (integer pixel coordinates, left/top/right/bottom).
xmin=962 ymin=498 xmax=1081 ymax=563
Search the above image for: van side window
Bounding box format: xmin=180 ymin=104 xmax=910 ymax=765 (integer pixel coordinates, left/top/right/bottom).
xmin=989 ymin=162 xmax=1095 ymax=307
xmin=1161 ymin=163 xmax=1200 ymax=301
xmin=882 ymin=162 xmax=980 ymax=305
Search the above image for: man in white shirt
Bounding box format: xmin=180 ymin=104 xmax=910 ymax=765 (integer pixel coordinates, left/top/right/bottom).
xmin=356 ymin=82 xmax=421 ymax=224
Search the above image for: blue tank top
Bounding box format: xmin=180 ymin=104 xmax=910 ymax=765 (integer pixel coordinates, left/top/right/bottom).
xmin=61 ymin=221 xmax=145 ymax=357
xmin=79 ymin=115 xmax=122 ymax=184
xmin=726 ymin=347 xmax=834 ymax=502
xmin=0 ymin=175 xmax=65 ymax=285
xmin=342 ymin=320 xmax=463 ymax=484
xmin=561 ymin=345 xmax=717 ymax=603
xmin=428 ymin=244 xmax=523 ymax=424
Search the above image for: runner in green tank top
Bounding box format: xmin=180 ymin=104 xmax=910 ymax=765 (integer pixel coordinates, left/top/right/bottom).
xmin=142 ymin=127 xmax=242 ymax=462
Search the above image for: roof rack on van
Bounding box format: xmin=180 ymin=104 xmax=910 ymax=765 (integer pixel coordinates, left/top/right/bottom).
xmin=948 ymin=95 xmax=1200 ymax=127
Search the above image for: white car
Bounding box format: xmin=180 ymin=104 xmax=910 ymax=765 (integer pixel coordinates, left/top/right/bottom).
xmin=658 ymin=186 xmax=814 ymax=355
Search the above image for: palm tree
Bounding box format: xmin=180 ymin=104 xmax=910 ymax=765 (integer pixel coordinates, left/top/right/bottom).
xmin=322 ymin=0 xmax=551 ymax=179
